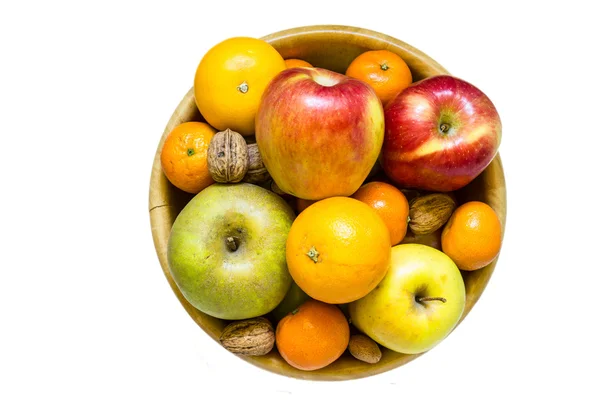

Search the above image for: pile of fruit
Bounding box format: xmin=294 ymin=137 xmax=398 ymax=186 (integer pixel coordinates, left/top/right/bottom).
xmin=161 ymin=36 xmax=503 ymax=372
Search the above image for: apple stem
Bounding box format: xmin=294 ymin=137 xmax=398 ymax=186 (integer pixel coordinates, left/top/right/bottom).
xmin=306 ymin=246 xmax=319 ymax=263
xmin=439 ymin=123 xmax=450 ymax=133
xmin=226 ymin=236 xmax=238 ymax=252
xmin=418 ymin=296 xmax=447 ymax=303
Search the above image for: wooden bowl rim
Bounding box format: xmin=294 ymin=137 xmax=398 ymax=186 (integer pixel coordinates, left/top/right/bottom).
xmin=148 ymin=24 xmax=507 ymax=381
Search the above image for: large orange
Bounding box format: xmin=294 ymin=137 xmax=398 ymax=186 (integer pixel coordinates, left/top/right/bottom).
xmin=352 ymin=181 xmax=409 ymax=245
xmin=160 ymin=122 xmax=215 ymax=194
xmin=441 ymin=201 xmax=502 ymax=271
xmin=345 ymin=49 xmax=412 ymax=105
xmin=276 ymin=299 xmax=349 ymax=371
xmin=286 ymin=197 xmax=391 ymax=304
xmin=194 ymin=37 xmax=286 ymax=136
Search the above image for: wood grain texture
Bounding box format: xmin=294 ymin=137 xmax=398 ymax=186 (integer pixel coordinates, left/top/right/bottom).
xmin=148 ymin=25 xmax=507 ymax=381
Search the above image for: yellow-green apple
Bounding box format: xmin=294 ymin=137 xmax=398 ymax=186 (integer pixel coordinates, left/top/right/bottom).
xmin=167 ymin=183 xmax=295 ymax=320
xmin=349 ymin=243 xmax=465 ymax=354
xmin=255 ymin=67 xmax=385 ymax=200
xmin=381 ymin=75 xmax=502 ymax=192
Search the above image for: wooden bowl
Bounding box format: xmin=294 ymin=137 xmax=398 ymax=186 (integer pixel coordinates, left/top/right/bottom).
xmin=148 ymin=25 xmax=506 ymax=381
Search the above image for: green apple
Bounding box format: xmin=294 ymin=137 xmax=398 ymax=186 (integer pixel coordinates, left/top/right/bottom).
xmin=167 ymin=183 xmax=295 ymax=320
xmin=349 ymin=243 xmax=465 ymax=354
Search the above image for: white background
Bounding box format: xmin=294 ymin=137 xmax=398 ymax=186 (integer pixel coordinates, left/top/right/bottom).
xmin=1 ymin=1 xmax=599 ymax=399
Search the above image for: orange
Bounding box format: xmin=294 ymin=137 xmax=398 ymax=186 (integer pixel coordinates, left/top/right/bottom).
xmin=284 ymin=58 xmax=313 ymax=69
xmin=286 ymin=197 xmax=391 ymax=304
xmin=276 ymin=299 xmax=350 ymax=371
xmin=441 ymin=201 xmax=502 ymax=271
xmin=160 ymin=121 xmax=216 ymax=194
xmin=194 ymin=37 xmax=286 ymax=136
xmin=352 ymin=181 xmax=409 ymax=245
xmin=345 ymin=50 xmax=412 ymax=105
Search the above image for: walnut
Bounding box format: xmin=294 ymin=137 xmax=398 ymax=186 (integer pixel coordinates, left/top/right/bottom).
xmin=208 ymin=129 xmax=271 ymax=184
xmin=219 ymin=317 xmax=275 ymax=356
xmin=208 ymin=129 xmax=248 ymax=183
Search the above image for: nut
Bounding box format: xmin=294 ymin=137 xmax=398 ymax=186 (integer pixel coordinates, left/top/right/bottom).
xmin=409 ymin=193 xmax=456 ymax=235
xmin=242 ymin=143 xmax=271 ymax=183
xmin=208 ymin=129 xmax=248 ymax=183
xmin=348 ymin=334 xmax=382 ymax=364
xmin=219 ymin=317 xmax=275 ymax=356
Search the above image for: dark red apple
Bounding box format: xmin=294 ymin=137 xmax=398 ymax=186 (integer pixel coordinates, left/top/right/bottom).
xmin=381 ymin=75 xmax=502 ymax=192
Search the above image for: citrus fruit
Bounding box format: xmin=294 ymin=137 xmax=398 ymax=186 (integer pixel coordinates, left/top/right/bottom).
xmin=284 ymin=58 xmax=313 ymax=68
xmin=194 ymin=37 xmax=286 ymax=136
xmin=441 ymin=201 xmax=502 ymax=271
xmin=286 ymin=197 xmax=391 ymax=304
xmin=352 ymin=181 xmax=409 ymax=245
xmin=160 ymin=121 xmax=215 ymax=194
xmin=346 ymin=49 xmax=412 ymax=105
xmin=276 ymin=299 xmax=350 ymax=371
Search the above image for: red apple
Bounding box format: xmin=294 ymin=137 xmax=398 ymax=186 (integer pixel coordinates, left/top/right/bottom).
xmin=381 ymin=75 xmax=502 ymax=192
xmin=255 ymin=67 xmax=384 ymax=200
